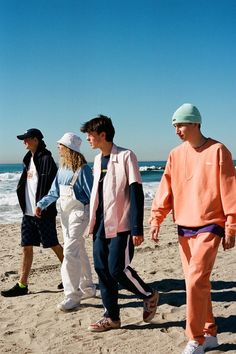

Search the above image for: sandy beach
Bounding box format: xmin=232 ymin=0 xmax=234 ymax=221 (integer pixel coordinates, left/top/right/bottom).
xmin=0 ymin=210 xmax=236 ymax=354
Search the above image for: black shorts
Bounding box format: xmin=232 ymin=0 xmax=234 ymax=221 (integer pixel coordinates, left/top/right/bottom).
xmin=21 ymin=215 xmax=59 ymax=248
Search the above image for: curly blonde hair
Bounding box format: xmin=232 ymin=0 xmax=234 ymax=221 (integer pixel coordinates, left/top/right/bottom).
xmin=60 ymin=146 xmax=87 ymax=172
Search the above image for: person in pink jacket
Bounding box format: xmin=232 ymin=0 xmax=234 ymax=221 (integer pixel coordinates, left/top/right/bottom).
xmin=81 ymin=115 xmax=159 ymax=332
xmin=150 ymin=103 xmax=236 ymax=354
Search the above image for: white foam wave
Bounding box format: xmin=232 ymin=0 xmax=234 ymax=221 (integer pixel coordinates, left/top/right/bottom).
xmin=143 ymin=181 xmax=159 ymax=207
xmin=0 ymin=175 xmax=160 ymax=223
xmin=0 ymin=193 xmax=19 ymax=207
xmin=0 ymin=172 xmax=19 ymax=210
xmin=139 ymin=165 xmax=165 ymax=171
xmin=0 ymin=172 xmax=21 ymax=182
xmin=0 ymin=208 xmax=22 ymax=224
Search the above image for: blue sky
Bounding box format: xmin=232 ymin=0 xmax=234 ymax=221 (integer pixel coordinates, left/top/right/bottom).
xmin=0 ymin=0 xmax=236 ymax=163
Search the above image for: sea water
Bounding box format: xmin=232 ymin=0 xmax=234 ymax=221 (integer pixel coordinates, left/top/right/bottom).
xmin=0 ymin=164 xmax=23 ymax=224
xmin=0 ymin=162 xmax=164 ymax=224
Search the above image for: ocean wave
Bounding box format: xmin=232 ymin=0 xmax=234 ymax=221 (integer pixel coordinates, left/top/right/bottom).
xmin=139 ymin=165 xmax=165 ymax=172
xmin=142 ymin=181 xmax=159 ymax=207
xmin=0 ymin=172 xmax=21 ymax=182
xmin=0 ymin=169 xmax=160 ymax=223
xmin=0 ymin=193 xmax=19 ymax=207
xmin=0 ymin=208 xmax=22 ymax=224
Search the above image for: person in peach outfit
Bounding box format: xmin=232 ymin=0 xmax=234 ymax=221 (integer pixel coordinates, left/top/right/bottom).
xmin=150 ymin=103 xmax=236 ymax=354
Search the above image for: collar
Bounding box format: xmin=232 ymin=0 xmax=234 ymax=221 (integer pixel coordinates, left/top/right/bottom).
xmin=98 ymin=143 xmax=118 ymax=163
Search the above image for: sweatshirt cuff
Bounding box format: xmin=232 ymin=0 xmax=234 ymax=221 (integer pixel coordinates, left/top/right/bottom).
xmin=149 ymin=216 xmax=160 ymax=227
xmin=131 ymin=226 xmax=144 ymax=236
xmin=36 ymin=201 xmax=43 ymax=209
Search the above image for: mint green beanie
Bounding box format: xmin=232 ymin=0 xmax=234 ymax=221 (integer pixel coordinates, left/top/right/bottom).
xmin=172 ymin=103 xmax=202 ymax=125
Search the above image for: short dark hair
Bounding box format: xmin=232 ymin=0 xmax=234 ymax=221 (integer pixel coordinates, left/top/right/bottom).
xmin=80 ymin=114 xmax=115 ymax=142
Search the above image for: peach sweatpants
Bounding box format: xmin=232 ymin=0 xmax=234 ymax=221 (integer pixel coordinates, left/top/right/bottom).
xmin=178 ymin=232 xmax=221 ymax=344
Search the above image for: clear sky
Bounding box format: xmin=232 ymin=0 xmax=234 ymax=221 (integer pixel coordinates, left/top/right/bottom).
xmin=0 ymin=0 xmax=236 ymax=163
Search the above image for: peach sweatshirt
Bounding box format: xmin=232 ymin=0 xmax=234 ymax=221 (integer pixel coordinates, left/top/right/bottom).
xmin=151 ymin=138 xmax=236 ymax=236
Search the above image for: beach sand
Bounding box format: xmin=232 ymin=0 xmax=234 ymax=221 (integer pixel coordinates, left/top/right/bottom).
xmin=0 ymin=210 xmax=236 ymax=354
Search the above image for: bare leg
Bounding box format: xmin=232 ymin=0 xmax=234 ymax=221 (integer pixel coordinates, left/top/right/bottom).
xmin=19 ymin=246 xmax=33 ymax=285
xmin=51 ymin=244 xmax=64 ymax=263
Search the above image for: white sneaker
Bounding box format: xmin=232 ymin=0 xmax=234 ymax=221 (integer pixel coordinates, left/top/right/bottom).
xmin=57 ymin=298 xmax=80 ymax=312
xmin=182 ymin=340 xmax=204 ymax=354
xmin=81 ymin=286 xmax=96 ymax=300
xmin=203 ymin=335 xmax=219 ymax=350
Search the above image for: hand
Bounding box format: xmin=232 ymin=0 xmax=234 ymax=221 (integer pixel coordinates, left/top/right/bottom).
xmin=223 ymin=235 xmax=235 ymax=250
xmin=132 ymin=235 xmax=144 ymax=247
xmin=150 ymin=226 xmax=159 ymax=243
xmin=35 ymin=207 xmax=42 ymax=218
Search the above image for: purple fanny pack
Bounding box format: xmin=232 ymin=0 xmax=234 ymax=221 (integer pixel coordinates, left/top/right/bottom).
xmin=178 ymin=224 xmax=225 ymax=237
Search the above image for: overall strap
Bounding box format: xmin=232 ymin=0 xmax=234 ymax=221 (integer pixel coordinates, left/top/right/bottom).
xmin=69 ymin=164 xmax=85 ymax=186
xmin=70 ymin=169 xmax=80 ymax=187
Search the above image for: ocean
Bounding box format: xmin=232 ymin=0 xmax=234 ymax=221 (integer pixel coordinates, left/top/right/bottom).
xmin=0 ymin=162 xmax=164 ymax=224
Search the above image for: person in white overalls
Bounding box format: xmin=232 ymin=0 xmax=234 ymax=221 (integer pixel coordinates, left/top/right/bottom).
xmin=35 ymin=132 xmax=96 ymax=311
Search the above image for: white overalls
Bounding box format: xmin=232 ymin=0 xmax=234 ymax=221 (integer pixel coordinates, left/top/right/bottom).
xmin=60 ymin=172 xmax=94 ymax=302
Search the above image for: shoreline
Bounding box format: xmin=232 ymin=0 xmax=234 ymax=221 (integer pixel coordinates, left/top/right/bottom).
xmin=1 ymin=211 xmax=236 ymax=353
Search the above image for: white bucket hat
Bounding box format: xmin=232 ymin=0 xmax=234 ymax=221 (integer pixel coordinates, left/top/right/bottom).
xmin=57 ymin=132 xmax=82 ymax=153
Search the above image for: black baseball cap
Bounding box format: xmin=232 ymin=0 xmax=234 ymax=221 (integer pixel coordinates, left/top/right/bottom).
xmin=17 ymin=128 xmax=44 ymax=140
